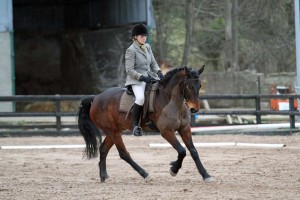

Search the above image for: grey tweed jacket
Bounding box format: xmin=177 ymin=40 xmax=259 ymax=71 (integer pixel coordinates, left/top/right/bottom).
xmin=125 ymin=42 xmax=160 ymax=86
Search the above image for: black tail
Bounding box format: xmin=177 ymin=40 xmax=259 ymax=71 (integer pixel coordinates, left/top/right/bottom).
xmin=78 ymin=96 xmax=101 ymax=159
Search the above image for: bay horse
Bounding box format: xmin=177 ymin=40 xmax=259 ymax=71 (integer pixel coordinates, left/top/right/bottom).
xmin=78 ymin=65 xmax=213 ymax=183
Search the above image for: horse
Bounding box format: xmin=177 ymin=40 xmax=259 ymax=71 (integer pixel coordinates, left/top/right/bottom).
xmin=78 ymin=65 xmax=213 ymax=183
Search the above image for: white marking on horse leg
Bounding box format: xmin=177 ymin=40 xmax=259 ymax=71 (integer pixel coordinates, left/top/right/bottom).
xmin=169 ymin=169 xmax=177 ymax=177
xmin=145 ymin=174 xmax=152 ymax=183
xmin=204 ymin=176 xmax=214 ymax=183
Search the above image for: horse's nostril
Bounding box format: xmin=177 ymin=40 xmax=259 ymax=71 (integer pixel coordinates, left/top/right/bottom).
xmin=190 ymin=108 xmax=198 ymax=114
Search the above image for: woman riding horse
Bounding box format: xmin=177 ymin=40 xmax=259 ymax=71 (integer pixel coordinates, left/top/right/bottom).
xmin=78 ymin=65 xmax=213 ymax=183
xmin=125 ymin=23 xmax=163 ymax=136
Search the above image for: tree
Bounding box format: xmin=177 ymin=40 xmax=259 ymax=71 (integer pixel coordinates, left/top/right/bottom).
xmin=224 ymin=0 xmax=238 ymax=72
xmin=153 ymin=0 xmax=168 ymax=64
xmin=181 ymin=0 xmax=195 ymax=66
xmin=152 ymin=0 xmax=295 ymax=73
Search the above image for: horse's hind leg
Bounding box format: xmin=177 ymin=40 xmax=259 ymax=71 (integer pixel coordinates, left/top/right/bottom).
xmin=114 ymin=134 xmax=152 ymax=182
xmin=99 ymin=136 xmax=114 ymax=183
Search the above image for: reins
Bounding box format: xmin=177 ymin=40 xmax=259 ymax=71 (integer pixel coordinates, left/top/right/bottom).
xmin=157 ymin=77 xmax=199 ymax=102
xmin=152 ymin=66 xmax=200 ymax=104
xmin=157 ymin=85 xmax=185 ymax=102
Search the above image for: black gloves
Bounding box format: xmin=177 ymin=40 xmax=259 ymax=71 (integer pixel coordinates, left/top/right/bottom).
xmin=139 ymin=71 xmax=163 ymax=83
xmin=139 ymin=75 xmax=152 ymax=83
xmin=157 ymin=70 xmax=164 ymax=80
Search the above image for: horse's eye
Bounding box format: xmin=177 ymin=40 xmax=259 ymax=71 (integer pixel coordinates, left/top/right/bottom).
xmin=186 ymin=85 xmax=193 ymax=90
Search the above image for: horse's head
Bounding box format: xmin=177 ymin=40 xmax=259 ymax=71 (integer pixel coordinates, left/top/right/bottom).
xmin=160 ymin=65 xmax=205 ymax=113
xmin=183 ymin=65 xmax=205 ymax=113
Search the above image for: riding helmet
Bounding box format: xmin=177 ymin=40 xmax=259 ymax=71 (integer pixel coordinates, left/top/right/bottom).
xmin=131 ymin=24 xmax=148 ymax=36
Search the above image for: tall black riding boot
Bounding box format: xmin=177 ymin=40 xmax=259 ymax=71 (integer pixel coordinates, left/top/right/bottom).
xmin=132 ymin=103 xmax=143 ymax=136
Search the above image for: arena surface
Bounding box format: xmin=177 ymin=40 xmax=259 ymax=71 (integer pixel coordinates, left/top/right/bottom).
xmin=1 ymin=134 xmax=299 ymax=199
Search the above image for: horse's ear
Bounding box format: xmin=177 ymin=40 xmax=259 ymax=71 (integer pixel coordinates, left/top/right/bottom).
xmin=198 ymin=65 xmax=205 ymax=75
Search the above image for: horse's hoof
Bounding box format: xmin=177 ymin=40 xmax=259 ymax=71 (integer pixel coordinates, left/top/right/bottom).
xmin=169 ymin=169 xmax=177 ymax=177
xmin=100 ymin=175 xmax=109 ymax=183
xmin=145 ymin=174 xmax=152 ymax=183
xmin=203 ymin=176 xmax=214 ymax=183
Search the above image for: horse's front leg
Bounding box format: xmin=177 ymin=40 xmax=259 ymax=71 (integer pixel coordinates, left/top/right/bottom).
xmin=161 ymin=130 xmax=186 ymax=176
xmin=179 ymin=126 xmax=213 ymax=183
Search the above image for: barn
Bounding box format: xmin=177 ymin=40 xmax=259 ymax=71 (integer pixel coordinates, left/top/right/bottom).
xmin=0 ymin=0 xmax=156 ymax=111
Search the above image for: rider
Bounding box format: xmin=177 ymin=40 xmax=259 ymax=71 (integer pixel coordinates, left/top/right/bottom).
xmin=125 ymin=23 xmax=163 ymax=136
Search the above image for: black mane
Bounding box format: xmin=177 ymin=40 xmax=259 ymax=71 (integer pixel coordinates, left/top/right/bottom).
xmin=161 ymin=66 xmax=200 ymax=85
xmin=161 ymin=67 xmax=187 ymax=84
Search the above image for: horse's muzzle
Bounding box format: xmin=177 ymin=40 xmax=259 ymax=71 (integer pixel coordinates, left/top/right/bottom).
xmin=190 ymin=108 xmax=199 ymax=114
xmin=187 ymin=101 xmax=200 ymax=114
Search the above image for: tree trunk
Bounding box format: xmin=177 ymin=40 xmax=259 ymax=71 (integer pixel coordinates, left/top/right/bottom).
xmin=155 ymin=0 xmax=168 ymax=64
xmin=225 ymin=0 xmax=238 ymax=72
xmin=232 ymin=0 xmax=238 ymax=71
xmin=181 ymin=0 xmax=195 ymax=66
xmin=225 ymin=0 xmax=233 ymax=71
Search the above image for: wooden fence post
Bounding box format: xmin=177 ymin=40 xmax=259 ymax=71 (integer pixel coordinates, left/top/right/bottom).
xmin=55 ymin=94 xmax=61 ymax=131
xmin=255 ymin=96 xmax=261 ymax=124
xmin=289 ymin=97 xmax=296 ymax=128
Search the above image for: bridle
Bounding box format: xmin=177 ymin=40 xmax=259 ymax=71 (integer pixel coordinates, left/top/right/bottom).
xmin=157 ymin=77 xmax=200 ymax=102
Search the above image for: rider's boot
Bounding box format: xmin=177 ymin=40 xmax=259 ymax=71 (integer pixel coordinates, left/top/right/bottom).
xmin=132 ymin=103 xmax=143 ymax=136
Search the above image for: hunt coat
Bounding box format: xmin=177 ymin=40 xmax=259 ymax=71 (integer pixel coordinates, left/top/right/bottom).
xmin=125 ymin=42 xmax=160 ymax=86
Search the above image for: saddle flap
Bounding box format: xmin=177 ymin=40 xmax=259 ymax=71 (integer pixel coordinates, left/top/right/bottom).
xmin=119 ymin=91 xmax=134 ymax=113
xmin=119 ymin=82 xmax=159 ymax=117
xmin=145 ymin=82 xmax=159 ymax=113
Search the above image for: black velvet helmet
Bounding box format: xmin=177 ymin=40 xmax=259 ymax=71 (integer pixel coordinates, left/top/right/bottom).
xmin=131 ymin=24 xmax=148 ymax=37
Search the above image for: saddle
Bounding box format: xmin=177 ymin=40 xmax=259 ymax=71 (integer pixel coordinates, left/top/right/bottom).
xmin=119 ymin=82 xmax=159 ymax=118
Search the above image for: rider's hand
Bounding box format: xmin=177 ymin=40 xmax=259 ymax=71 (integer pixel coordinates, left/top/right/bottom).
xmin=139 ymin=75 xmax=152 ymax=83
xmin=157 ymin=70 xmax=164 ymax=80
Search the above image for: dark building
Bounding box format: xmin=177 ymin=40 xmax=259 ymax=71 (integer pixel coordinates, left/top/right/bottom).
xmin=13 ymin=0 xmax=156 ymax=94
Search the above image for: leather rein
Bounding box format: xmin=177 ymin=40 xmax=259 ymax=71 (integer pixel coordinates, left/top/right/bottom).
xmin=156 ymin=78 xmax=200 ymax=102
